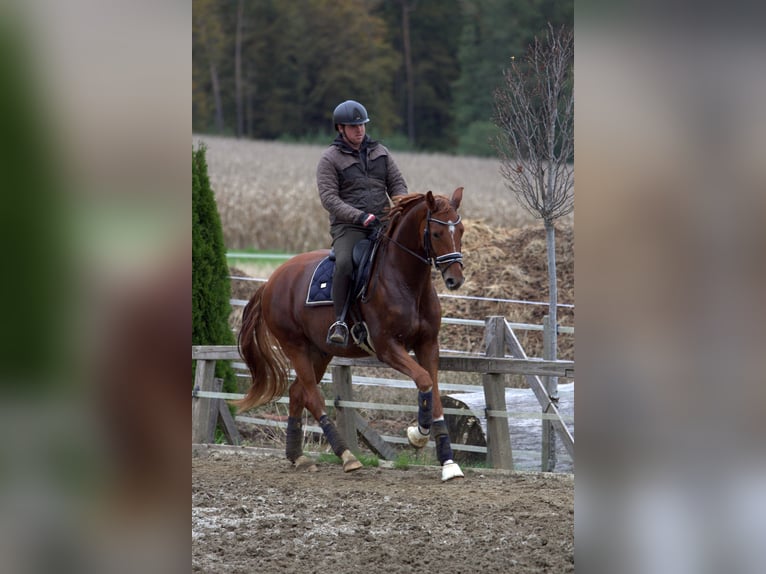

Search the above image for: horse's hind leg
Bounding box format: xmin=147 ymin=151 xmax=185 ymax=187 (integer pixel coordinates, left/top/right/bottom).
xmin=285 ymin=383 xmax=317 ymax=472
xmin=287 ymin=348 xmax=362 ymax=473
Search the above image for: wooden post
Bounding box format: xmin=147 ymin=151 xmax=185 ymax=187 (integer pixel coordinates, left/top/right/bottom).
xmin=192 ymin=359 xmax=217 ymax=444
xmin=482 ymin=316 xmax=514 ymax=470
xmin=332 ymin=364 xmax=359 ymax=453
xmin=217 ymin=395 xmax=241 ymax=446
xmin=541 ymin=315 xmax=558 ymax=472
xmin=353 ymin=411 xmax=398 ymax=460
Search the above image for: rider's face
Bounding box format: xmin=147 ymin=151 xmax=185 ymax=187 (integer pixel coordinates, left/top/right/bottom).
xmin=340 ymin=123 xmax=365 ymax=149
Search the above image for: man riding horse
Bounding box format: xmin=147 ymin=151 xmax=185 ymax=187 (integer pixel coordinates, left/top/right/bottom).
xmin=317 ymin=100 xmax=408 ymax=346
xmin=235 ymin=98 xmax=466 ymax=482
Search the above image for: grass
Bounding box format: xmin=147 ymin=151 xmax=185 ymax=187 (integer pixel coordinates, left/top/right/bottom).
xmin=317 ymin=450 xmax=488 ymax=470
xmin=392 ymin=450 xmax=492 ymax=470
xmin=227 ymin=248 xmax=294 ymax=260
xmin=227 ymin=249 xmax=293 ymax=278
xmin=393 ymin=450 xmax=437 ymax=470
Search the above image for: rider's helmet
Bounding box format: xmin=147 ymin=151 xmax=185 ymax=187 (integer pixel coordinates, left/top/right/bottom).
xmin=333 ymin=100 xmax=370 ymax=129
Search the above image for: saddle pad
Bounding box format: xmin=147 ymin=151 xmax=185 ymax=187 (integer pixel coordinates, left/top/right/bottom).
xmin=306 ymin=256 xmax=334 ymax=306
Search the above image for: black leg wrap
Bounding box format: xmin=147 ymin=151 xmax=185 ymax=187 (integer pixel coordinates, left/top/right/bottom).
xmin=417 ymin=390 xmax=433 ymax=431
xmin=318 ymin=414 xmax=348 ymax=457
xmin=432 ymin=419 xmax=454 ymax=465
xmin=285 ymin=417 xmax=303 ymax=462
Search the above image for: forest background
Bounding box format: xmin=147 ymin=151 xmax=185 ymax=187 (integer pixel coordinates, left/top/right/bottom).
xmin=193 ymin=0 xmax=573 ymax=156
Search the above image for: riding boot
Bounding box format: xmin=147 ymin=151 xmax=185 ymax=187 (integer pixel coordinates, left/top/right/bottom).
xmin=327 ymin=274 xmax=351 ymax=345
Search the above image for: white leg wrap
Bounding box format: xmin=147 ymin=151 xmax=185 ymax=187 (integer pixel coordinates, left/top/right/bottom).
xmin=407 ymin=424 xmax=430 ymax=448
xmin=441 ymin=460 xmax=464 ymax=482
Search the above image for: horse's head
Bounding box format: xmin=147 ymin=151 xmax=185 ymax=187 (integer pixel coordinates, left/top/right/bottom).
xmin=424 ymin=187 xmax=465 ymax=291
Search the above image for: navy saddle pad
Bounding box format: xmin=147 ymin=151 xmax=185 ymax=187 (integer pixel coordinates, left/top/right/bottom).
xmin=306 ymin=256 xmax=334 ymax=305
xmin=305 ymin=239 xmax=375 ymax=306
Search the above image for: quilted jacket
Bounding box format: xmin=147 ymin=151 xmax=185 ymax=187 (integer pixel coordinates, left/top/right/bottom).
xmin=317 ymin=134 xmax=408 ymax=230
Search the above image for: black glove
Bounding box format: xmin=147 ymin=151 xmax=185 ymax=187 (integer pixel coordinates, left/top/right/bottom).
xmin=360 ymin=213 xmax=380 ymax=228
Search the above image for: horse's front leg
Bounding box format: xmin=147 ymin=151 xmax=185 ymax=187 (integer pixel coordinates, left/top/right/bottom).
xmin=412 ymin=340 xmax=464 ymax=482
xmin=378 ymin=342 xmax=464 ymax=482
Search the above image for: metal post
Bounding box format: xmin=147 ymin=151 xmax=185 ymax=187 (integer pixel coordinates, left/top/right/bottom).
xmin=541 ymin=315 xmax=558 ymax=471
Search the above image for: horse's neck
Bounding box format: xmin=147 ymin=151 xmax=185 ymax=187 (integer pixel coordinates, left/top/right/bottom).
xmin=381 ymin=206 xmax=431 ymax=289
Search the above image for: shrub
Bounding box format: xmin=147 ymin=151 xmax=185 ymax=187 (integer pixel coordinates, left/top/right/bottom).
xmin=192 ymin=144 xmax=237 ymax=394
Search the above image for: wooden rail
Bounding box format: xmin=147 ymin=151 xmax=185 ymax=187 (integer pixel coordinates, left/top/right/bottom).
xmin=192 ymin=345 xmax=574 ymax=378
xmin=192 ymin=317 xmax=574 ymax=472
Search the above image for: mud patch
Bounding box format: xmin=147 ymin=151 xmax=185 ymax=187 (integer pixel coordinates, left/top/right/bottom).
xmin=193 ymin=447 xmax=573 ymax=573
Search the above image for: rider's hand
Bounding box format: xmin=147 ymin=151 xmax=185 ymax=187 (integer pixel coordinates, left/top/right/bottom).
xmin=360 ymin=213 xmax=380 ymax=228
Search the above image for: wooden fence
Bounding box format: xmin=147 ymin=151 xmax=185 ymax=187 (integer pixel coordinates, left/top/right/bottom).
xmin=192 ymin=316 xmax=574 ymax=472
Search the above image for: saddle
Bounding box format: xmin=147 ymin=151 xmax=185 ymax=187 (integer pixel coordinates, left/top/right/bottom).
xmin=306 ymin=237 xmax=379 ymax=354
xmin=305 ymin=238 xmax=377 ymax=306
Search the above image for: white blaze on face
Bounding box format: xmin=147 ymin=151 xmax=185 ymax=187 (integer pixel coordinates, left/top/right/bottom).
xmin=448 ymin=221 xmax=457 ymax=251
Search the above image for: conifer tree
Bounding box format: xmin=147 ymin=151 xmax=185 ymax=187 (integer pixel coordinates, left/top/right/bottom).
xmin=192 ymin=144 xmax=236 ymax=394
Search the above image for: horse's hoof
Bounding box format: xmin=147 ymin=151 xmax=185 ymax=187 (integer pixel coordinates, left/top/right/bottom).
xmin=341 ymin=450 xmax=363 ymax=473
xmin=441 ymin=461 xmax=464 ymax=482
xmin=294 ymin=455 xmax=318 ymax=472
xmin=407 ymin=425 xmax=429 ymax=448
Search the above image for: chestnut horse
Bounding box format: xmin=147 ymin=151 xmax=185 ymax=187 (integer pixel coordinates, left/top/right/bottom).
xmin=234 ymin=188 xmax=466 ymax=481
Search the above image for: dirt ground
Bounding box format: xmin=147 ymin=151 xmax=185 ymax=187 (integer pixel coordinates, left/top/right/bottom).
xmin=193 ymin=446 xmax=573 ymax=573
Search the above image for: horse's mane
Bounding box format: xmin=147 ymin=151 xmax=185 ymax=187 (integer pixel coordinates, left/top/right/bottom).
xmin=386 ymin=192 xmax=449 ymax=234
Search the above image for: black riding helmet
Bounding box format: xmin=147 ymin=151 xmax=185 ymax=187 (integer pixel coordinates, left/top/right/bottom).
xmin=332 ymin=100 xmax=370 ymax=129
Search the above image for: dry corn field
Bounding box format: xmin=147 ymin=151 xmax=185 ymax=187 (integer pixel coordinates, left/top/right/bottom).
xmin=197 ymin=133 xmax=573 ymax=362
xmin=194 ymin=134 xmax=572 ymax=252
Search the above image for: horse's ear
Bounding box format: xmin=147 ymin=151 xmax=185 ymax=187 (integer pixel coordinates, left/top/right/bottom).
xmin=451 ymin=186 xmax=464 ymax=210
xmin=426 ymin=190 xmax=436 ymax=210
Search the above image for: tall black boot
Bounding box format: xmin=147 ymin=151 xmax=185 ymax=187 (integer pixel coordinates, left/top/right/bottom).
xmin=327 ymin=274 xmax=351 ymax=345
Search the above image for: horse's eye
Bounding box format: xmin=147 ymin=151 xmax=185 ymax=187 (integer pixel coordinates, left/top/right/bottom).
xmin=432 ymin=231 xmax=441 ymax=239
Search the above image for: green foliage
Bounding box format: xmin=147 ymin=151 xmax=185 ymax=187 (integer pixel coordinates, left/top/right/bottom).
xmin=373 ymin=0 xmax=463 ymax=150
xmin=375 ymin=132 xmax=418 ymax=153
xmin=456 ymin=121 xmax=502 ymax=157
xmin=452 ymin=0 xmax=572 ymax=135
xmin=192 ymin=0 xmax=573 ymax=154
xmin=192 ymin=144 xmax=236 ymax=393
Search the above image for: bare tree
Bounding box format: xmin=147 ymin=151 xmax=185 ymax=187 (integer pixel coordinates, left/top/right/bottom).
xmin=493 ymin=24 xmax=573 ymax=471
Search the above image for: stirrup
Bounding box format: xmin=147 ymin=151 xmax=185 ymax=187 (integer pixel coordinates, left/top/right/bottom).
xmin=327 ymin=320 xmax=349 ymax=345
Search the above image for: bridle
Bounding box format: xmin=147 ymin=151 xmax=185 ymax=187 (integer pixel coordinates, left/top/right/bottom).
xmin=381 ymin=210 xmax=464 ymax=277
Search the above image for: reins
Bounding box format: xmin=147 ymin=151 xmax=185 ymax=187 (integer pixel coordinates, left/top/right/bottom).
xmin=378 ymin=210 xmax=464 ymax=273
xmin=361 ymin=197 xmax=463 ymax=304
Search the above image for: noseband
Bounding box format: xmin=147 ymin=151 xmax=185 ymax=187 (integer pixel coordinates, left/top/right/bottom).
xmin=382 ymin=210 xmax=463 ymax=276
xmin=424 ymin=212 xmax=464 ymax=274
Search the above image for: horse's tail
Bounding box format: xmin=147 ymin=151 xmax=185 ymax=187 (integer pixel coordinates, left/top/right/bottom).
xmin=232 ymin=284 xmax=289 ymax=413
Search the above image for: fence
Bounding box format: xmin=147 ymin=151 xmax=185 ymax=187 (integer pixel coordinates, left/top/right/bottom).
xmin=192 ymin=316 xmax=574 ymax=473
